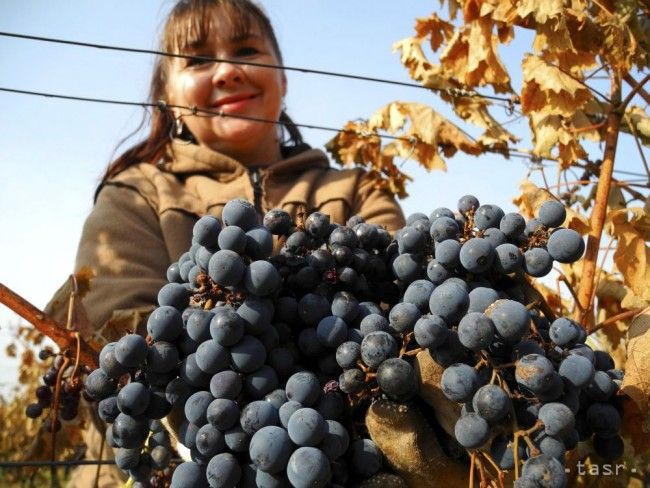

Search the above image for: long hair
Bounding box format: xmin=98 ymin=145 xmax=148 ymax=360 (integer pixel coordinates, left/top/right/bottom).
xmin=98 ymin=0 xmax=303 ymax=195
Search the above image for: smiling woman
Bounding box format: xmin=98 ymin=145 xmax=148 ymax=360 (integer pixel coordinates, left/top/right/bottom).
xmin=42 ymin=0 xmax=405 ymax=486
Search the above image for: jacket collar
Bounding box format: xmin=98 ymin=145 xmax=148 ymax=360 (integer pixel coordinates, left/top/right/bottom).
xmin=159 ymin=139 xmax=330 ymax=179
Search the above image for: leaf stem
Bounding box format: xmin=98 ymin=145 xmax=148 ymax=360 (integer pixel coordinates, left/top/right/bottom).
xmin=623 ymin=73 xmax=650 ymax=106
xmin=619 ymin=73 xmax=650 ymax=112
xmin=590 ymin=307 xmax=645 ymax=334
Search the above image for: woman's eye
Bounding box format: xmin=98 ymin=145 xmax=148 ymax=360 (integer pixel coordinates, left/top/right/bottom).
xmin=185 ymin=54 xmax=213 ymax=68
xmin=235 ymin=46 xmax=259 ymax=57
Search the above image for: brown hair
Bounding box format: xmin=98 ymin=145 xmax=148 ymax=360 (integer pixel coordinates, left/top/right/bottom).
xmin=98 ymin=0 xmax=303 ymax=195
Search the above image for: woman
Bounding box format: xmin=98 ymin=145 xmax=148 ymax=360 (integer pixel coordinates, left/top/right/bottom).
xmin=48 ymin=0 xmax=405 ymax=485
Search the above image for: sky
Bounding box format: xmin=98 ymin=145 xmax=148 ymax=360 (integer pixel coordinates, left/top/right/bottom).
xmin=0 ymin=1 xmax=646 ymax=395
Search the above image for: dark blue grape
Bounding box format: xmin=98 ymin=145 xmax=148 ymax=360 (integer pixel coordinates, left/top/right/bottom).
xmin=287 ymin=447 xmax=331 ymax=488
xmin=468 ymin=287 xmax=499 ymax=313
xmin=285 ymin=371 xmax=321 ymax=406
xmin=209 ymin=370 xmax=242 ymax=400
xmin=426 ymin=259 xmax=450 ymax=284
xmin=208 ymin=250 xmax=246 ymax=287
xmin=523 ymin=248 xmax=553 ymax=277
xmin=460 ymin=238 xmax=495 ymax=273
xmin=483 ymin=228 xmax=507 ymax=248
xmin=434 ymin=239 xmax=461 ymax=269
xmin=586 ymin=403 xmax=621 ymax=437
xmin=195 ymin=423 xmax=225 ymax=457
xmin=305 ymin=212 xmax=331 ymax=239
xmin=184 ymin=391 xmax=213 ymax=427
xmin=195 ymin=339 xmax=229 ymax=374
xmin=217 ymin=225 xmax=247 ymax=253
xmin=538 ymin=402 xmax=575 ymax=437
xmin=158 ymin=283 xmax=190 ymax=310
xmin=593 ymin=434 xmax=624 ymax=461
xmin=549 ymin=317 xmax=581 ymax=347
xmin=547 ymin=228 xmax=585 ymax=263
xmin=458 ymin=312 xmax=495 ymax=351
xmin=319 ymin=420 xmax=349 ymax=461
xmin=171 ymin=461 xmax=208 ymax=488
xmin=147 ymin=306 xmax=184 ymax=342
xmin=263 ymin=208 xmax=292 ymax=235
xmin=298 ymin=293 xmax=331 ymax=327
xmin=413 ymin=314 xmax=448 ymax=348
xmin=328 ymin=226 xmax=358 ymax=249
xmin=193 ymin=215 xmax=221 ymax=249
xmin=472 ymin=384 xmax=510 ymax=423
xmin=490 ymin=435 xmax=527 ymax=470
xmin=244 ymin=365 xmax=279 ymax=399
xmin=403 ymin=280 xmax=435 ymax=313
xmin=279 ymin=401 xmax=303 ymax=429
xmin=454 ymin=413 xmax=490 ymax=448
xmin=388 ymin=302 xmax=421 ymax=334
xmin=186 ymin=309 xmax=214 ymax=343
xmin=98 ymin=395 xmax=120 ymax=423
xmin=230 ymin=335 xmax=266 ymax=373
xmin=288 ymin=408 xmax=327 ymax=447
xmin=240 ymin=400 xmax=279 ymax=435
xmin=246 ymin=226 xmax=273 ymax=260
xmin=429 ymin=281 xmax=469 ymax=325
xmin=391 ymin=253 xmax=423 ymax=283
xmin=440 ymin=363 xmax=479 ymax=403
xmin=210 ymin=306 xmax=245 ymax=346
xmin=99 ymin=342 xmax=129 ymax=378
xmin=494 ymin=243 xmax=523 ymax=274
xmin=244 ymin=260 xmax=281 ymax=296
xmin=335 ymin=341 xmax=361 ymax=369
xmin=264 ymin=389 xmax=287 ymax=409
xmin=500 ymin=212 xmax=526 ymax=238
xmin=179 ymin=354 xmax=211 ymax=388
xmin=558 ymin=354 xmax=594 ymax=389
xmin=474 ymin=204 xmax=504 ymax=230
xmin=360 ymin=331 xmax=398 ymax=370
xmin=350 ymin=439 xmax=383 ymax=478
xmin=117 ymin=381 xmax=150 ymax=416
xmin=224 ymin=424 xmax=251 ymax=453
xmin=249 ymin=425 xmax=293 ymax=474
xmin=222 ymin=199 xmax=258 ymax=231
xmin=457 ymin=195 xmax=480 ymax=215
xmin=429 ymin=217 xmax=459 ymax=243
xmin=376 ymin=357 xmax=417 ymax=402
xmin=519 ymin=454 xmax=566 ymax=488
xmin=538 ymin=200 xmax=566 ymax=228
xmin=330 ymin=291 xmax=359 ymax=323
xmin=165 ymin=377 xmax=193 ymax=406
xmin=515 ymin=354 xmax=555 ymax=394
xmin=316 ymin=316 xmax=348 ymax=348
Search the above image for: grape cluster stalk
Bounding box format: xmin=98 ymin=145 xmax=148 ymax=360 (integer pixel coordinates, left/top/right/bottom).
xmin=78 ymin=196 xmax=624 ymax=488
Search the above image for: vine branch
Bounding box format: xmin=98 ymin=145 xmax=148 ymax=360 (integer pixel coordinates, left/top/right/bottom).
xmin=0 ymin=282 xmax=98 ymax=369
xmin=575 ymin=76 xmax=623 ymax=328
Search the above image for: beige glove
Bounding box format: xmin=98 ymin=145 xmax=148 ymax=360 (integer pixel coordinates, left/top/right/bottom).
xmin=365 ymin=350 xmax=471 ymax=487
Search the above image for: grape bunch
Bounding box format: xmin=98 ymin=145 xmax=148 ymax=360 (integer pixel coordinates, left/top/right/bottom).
xmin=84 ymin=199 xmax=389 ymax=487
xmin=79 ymin=195 xmax=626 ymax=488
xmin=26 ymin=348 xmax=86 ymax=432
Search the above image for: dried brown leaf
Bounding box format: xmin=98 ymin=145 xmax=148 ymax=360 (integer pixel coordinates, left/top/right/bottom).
xmin=439 ymin=18 xmax=512 ymax=93
xmin=622 ymin=307 xmax=650 ymax=416
xmin=414 ymin=13 xmax=455 ymax=52
xmin=521 ymin=54 xmax=593 ymax=117
xmin=610 ymin=208 xmax=650 ymax=298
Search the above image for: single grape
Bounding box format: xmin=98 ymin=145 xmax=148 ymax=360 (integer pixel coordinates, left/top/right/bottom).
xmin=454 ymin=413 xmax=490 ymax=448
xmin=222 ymin=198 xmax=258 ymax=231
xmin=440 ymin=363 xmax=479 ymax=403
xmin=538 ymin=200 xmax=567 ymax=228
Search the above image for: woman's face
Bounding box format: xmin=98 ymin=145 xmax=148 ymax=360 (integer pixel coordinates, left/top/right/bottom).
xmin=166 ymin=11 xmax=286 ymax=164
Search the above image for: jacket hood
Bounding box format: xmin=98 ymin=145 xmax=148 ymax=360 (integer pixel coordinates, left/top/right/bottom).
xmin=159 ymin=139 xmax=331 ymax=181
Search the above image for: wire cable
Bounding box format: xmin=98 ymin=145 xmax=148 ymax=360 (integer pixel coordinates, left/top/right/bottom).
xmin=0 ymin=85 xmax=594 ymax=165
xmin=0 ymin=31 xmax=515 ymax=104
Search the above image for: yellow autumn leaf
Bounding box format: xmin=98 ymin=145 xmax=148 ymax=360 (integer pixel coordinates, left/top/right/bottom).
xmin=392 ymin=37 xmax=458 ymax=92
xmin=610 ymin=208 xmax=650 ymax=298
xmin=451 ymin=96 xmax=519 ymax=149
xmin=439 ymin=18 xmax=512 ymax=93
xmin=622 ymin=307 xmax=650 ymax=416
xmin=521 ymin=54 xmax=593 ymax=117
xmin=368 ymin=102 xmax=482 ymax=163
xmin=513 ymin=179 xmax=591 ymax=234
xmin=621 ymin=105 xmax=650 ymax=147
xmin=414 ymin=13 xmax=455 ymax=52
xmin=516 ymin=0 xmax=565 ymax=25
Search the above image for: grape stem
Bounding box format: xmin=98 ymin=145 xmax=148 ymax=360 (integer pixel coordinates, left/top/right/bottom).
xmin=480 ymin=452 xmax=506 ymax=488
xmin=50 ymin=356 xmax=71 ymax=470
xmin=590 ymin=307 xmax=645 ymax=333
xmin=0 ymin=282 xmax=99 ymax=369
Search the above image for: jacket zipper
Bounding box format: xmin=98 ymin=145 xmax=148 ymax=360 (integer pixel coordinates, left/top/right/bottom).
xmin=249 ymin=168 xmax=264 ymax=218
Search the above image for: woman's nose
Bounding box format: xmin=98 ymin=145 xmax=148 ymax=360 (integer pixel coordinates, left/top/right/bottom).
xmin=212 ymin=61 xmax=243 ymax=87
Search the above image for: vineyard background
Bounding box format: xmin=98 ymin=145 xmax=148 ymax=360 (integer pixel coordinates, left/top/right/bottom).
xmin=1 ymin=0 xmax=648 ymax=486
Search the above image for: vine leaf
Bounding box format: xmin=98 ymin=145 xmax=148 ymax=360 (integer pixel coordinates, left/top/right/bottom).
xmin=620 ymin=105 xmax=650 ymax=147
xmin=513 ymin=179 xmax=591 ymax=234
xmin=622 ymin=307 xmax=650 ymax=430
xmin=609 ymin=207 xmax=650 ymax=300
xmin=521 ymin=54 xmax=593 ymax=117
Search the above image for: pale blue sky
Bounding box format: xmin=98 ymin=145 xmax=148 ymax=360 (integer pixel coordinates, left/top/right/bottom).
xmin=0 ymin=1 xmax=645 ymax=393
